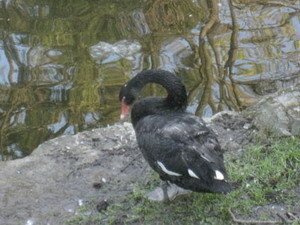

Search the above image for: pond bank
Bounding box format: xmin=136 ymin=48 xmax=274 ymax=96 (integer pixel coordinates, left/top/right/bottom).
xmin=0 ymin=84 xmax=299 ymax=225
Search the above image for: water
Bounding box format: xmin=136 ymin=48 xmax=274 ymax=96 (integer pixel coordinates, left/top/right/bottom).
xmin=0 ymin=0 xmax=299 ymax=160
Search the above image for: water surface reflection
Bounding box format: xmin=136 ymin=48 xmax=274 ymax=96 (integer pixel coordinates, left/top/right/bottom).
xmin=0 ymin=0 xmax=299 ymax=160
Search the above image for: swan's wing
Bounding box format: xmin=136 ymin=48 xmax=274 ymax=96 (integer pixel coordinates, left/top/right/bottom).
xmin=159 ymin=114 xmax=225 ymax=164
xmin=135 ymin=114 xmax=227 ymax=181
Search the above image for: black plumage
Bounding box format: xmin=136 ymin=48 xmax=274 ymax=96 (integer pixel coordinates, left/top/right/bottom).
xmin=119 ymin=69 xmax=231 ymax=196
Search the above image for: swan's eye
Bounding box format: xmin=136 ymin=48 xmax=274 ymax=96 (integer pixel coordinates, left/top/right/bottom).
xmin=120 ymin=92 xmax=135 ymax=105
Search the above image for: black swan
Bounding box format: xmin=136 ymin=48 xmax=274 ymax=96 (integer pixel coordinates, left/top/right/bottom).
xmin=119 ymin=69 xmax=231 ymax=200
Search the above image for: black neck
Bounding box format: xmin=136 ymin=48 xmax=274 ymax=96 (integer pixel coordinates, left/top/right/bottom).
xmin=128 ymin=70 xmax=187 ymax=109
xmin=128 ymin=70 xmax=187 ymax=126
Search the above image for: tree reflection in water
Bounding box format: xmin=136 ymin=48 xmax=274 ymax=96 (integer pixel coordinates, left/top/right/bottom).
xmin=0 ymin=0 xmax=299 ymax=160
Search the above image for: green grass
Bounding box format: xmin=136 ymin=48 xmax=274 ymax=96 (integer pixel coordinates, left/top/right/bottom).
xmin=68 ymin=136 xmax=300 ymax=225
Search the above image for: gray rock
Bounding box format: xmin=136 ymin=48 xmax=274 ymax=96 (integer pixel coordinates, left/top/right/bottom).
xmin=0 ymin=122 xmax=148 ymax=225
xmin=251 ymin=84 xmax=300 ymax=136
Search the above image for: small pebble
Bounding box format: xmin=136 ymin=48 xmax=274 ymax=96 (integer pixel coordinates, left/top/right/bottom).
xmin=92 ymin=182 xmax=102 ymax=189
xmin=26 ymin=219 xmax=34 ymax=225
xmin=243 ymin=123 xmax=251 ymax=129
xmin=293 ymin=107 xmax=300 ymax=112
xmin=92 ymin=138 xmax=100 ymax=142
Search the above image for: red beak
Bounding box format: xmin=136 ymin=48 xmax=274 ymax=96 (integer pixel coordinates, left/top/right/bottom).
xmin=120 ymin=99 xmax=131 ymax=120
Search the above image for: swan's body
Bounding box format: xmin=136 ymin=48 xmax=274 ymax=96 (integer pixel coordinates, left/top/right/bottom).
xmin=119 ymin=70 xmax=231 ymax=198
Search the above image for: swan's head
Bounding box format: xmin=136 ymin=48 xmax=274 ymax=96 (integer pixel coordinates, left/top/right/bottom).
xmin=119 ymin=83 xmax=137 ymax=120
xmin=119 ymin=83 xmax=136 ymax=105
